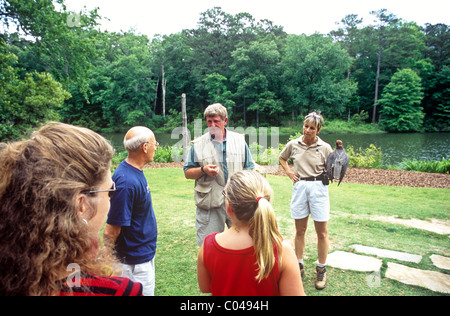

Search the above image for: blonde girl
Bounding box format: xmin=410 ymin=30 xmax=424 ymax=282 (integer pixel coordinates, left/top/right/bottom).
xmin=197 ymin=170 xmax=305 ymax=296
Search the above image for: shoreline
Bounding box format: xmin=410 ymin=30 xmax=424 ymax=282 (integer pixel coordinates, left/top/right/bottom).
xmin=144 ymin=162 xmax=450 ymax=189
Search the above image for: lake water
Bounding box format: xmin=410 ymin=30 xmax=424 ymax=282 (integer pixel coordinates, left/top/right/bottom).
xmin=104 ymin=130 xmax=450 ymax=166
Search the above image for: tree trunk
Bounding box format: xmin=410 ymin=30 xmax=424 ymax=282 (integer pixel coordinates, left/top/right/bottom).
xmin=181 ymin=93 xmax=189 ymax=161
xmin=243 ymin=97 xmax=246 ymax=126
xmin=162 ymin=64 xmax=166 ymax=118
xmin=153 ymin=78 xmax=159 ymax=113
xmin=372 ymin=45 xmax=381 ymax=124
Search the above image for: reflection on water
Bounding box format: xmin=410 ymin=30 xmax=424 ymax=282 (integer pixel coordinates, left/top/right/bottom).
xmin=104 ymin=130 xmax=450 ymax=166
xmin=319 ymin=133 xmax=450 ymax=165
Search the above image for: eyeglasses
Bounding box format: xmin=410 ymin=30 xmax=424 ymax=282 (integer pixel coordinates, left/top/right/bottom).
xmin=82 ymin=181 xmax=116 ymax=198
xmin=143 ymin=141 xmax=159 ymax=149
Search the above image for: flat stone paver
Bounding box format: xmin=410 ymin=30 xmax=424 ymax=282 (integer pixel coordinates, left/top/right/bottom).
xmin=430 ymin=255 xmax=450 ymax=271
xmin=327 ymin=251 xmax=382 ymax=272
xmin=385 ymin=262 xmax=450 ymax=294
xmin=350 ymin=244 xmax=422 ymax=263
xmin=372 ymin=216 xmax=450 ymax=235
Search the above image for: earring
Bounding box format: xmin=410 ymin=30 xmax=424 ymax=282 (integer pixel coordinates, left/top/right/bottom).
xmin=82 ymin=218 xmax=88 ymax=225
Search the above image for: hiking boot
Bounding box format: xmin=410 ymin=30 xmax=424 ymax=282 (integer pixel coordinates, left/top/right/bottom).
xmin=315 ymin=266 xmax=327 ymax=290
xmin=299 ymin=263 xmax=305 ymax=278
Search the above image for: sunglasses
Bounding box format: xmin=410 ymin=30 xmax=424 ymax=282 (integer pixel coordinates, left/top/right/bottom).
xmin=82 ymin=181 xmax=116 ymax=198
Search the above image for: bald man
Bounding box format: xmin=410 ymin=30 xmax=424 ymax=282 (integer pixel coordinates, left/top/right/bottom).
xmin=104 ymin=126 xmax=159 ymax=296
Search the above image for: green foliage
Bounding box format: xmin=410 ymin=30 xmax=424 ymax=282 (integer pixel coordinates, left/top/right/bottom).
xmin=321 ymin=117 xmax=384 ymax=134
xmin=426 ymin=66 xmax=450 ymax=131
xmin=346 ymin=144 xmax=384 ymax=169
xmin=398 ymin=157 xmax=450 ymax=174
xmin=153 ymin=145 xmax=177 ymax=163
xmin=1 ymin=4 xmax=449 ymax=134
xmin=0 ymin=42 xmax=71 ymax=140
xmin=230 ymin=40 xmax=283 ymax=125
xmin=282 ymin=34 xmax=357 ymax=117
xmin=379 ymin=68 xmax=425 ymax=132
xmin=1 ymin=0 xmax=100 ymax=96
xmin=111 ymin=145 xmax=180 ymax=166
xmin=249 ymin=143 xmax=280 ymax=166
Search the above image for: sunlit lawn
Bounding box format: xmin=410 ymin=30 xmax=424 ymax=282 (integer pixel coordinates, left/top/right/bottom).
xmin=146 ymin=168 xmax=449 ymax=296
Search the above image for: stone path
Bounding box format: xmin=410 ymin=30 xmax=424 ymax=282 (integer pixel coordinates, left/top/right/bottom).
xmin=371 ymin=216 xmax=450 ymax=235
xmin=327 ymin=251 xmax=382 ymax=272
xmin=386 ymin=262 xmax=450 ymax=294
xmin=430 ymin=255 xmax=450 ymax=270
xmin=326 ymin=244 xmax=450 ymax=294
xmin=349 ymin=245 xmax=422 ymax=263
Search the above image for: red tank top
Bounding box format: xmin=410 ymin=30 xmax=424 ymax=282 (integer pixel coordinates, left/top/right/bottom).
xmin=203 ymin=233 xmax=280 ymax=296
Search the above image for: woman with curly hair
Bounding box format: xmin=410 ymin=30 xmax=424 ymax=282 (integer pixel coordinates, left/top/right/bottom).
xmin=0 ymin=123 xmax=142 ymax=296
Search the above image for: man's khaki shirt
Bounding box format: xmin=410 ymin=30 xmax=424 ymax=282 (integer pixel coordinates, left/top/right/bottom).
xmin=279 ymin=136 xmax=332 ymax=178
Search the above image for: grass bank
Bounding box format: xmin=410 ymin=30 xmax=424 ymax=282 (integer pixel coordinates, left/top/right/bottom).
xmin=146 ymin=168 xmax=449 ymax=296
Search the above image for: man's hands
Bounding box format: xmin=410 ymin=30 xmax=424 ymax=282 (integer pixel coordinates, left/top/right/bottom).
xmin=202 ymin=165 xmax=219 ymax=177
xmin=184 ymin=164 xmax=220 ymax=180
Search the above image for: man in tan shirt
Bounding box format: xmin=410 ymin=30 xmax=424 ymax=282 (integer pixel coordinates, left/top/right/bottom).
xmin=279 ymin=112 xmax=332 ymax=290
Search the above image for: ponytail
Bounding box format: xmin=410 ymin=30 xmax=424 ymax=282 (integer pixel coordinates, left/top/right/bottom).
xmin=250 ymin=197 xmax=283 ymax=282
xmin=224 ymin=170 xmax=283 ymax=282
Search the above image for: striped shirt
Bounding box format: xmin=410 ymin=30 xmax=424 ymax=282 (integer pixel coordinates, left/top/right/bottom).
xmin=59 ymin=272 xmax=143 ymax=296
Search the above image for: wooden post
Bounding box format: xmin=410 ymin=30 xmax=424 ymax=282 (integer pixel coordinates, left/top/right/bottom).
xmin=181 ymin=93 xmax=189 ymax=161
xmin=162 ymin=64 xmax=166 ymax=118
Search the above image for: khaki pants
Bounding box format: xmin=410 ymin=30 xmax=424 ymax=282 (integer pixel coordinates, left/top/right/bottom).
xmin=196 ymin=204 xmax=232 ymax=246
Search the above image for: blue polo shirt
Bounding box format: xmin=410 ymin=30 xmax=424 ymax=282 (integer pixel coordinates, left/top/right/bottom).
xmin=107 ymin=160 xmax=157 ymax=265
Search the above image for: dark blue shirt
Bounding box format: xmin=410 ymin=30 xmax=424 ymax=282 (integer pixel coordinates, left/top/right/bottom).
xmin=107 ymin=160 xmax=157 ymax=265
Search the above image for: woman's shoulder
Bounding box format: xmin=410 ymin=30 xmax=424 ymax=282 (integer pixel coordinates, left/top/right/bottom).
xmin=59 ymin=272 xmax=143 ymax=296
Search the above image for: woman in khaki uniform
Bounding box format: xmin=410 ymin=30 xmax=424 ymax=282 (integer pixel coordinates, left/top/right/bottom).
xmin=279 ymin=112 xmax=332 ymax=290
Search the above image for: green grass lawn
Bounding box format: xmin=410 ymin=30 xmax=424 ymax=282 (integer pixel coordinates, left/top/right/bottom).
xmin=146 ymin=168 xmax=449 ymax=296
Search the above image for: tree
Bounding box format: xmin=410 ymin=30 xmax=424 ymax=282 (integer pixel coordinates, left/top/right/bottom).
xmin=150 ymin=33 xmax=200 ymax=118
xmin=230 ymin=40 xmax=282 ymax=126
xmin=203 ymin=72 xmax=235 ymax=117
xmin=282 ymin=34 xmax=356 ymax=118
xmin=428 ymin=66 xmax=450 ymax=131
xmin=96 ymin=32 xmax=155 ymax=129
xmin=1 ymin=0 xmax=101 ymax=96
xmin=370 ymin=9 xmax=399 ymax=124
xmin=378 ymin=68 xmax=424 ymax=132
xmin=0 ymin=41 xmax=71 ymax=140
xmin=424 ymin=23 xmax=450 ymax=72
xmin=331 ymin=13 xmax=364 ymax=80
xmin=422 ymin=24 xmax=450 ymax=130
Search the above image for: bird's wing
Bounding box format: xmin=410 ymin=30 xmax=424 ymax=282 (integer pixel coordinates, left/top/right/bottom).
xmin=337 ymin=151 xmax=350 ymax=186
xmin=327 ymin=151 xmax=336 ymax=180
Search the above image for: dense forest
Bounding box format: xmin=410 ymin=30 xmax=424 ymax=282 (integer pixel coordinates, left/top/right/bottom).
xmin=1 ymin=0 xmax=449 ymax=141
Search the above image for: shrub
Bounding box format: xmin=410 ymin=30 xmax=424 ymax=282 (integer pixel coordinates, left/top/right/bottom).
xmin=111 ymin=145 xmax=180 ymax=167
xmin=346 ymin=144 xmax=383 ymax=169
xmin=398 ymin=157 xmax=450 ymax=174
xmin=249 ymin=142 xmax=280 ymax=166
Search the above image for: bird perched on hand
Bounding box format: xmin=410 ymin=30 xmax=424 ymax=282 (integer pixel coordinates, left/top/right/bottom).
xmin=327 ymin=140 xmax=349 ymax=186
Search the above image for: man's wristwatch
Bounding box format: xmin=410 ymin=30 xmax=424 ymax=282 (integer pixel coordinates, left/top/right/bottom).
xmin=201 ymin=166 xmax=206 ymax=176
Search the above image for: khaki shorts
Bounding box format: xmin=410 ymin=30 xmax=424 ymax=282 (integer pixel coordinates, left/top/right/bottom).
xmin=196 ymin=204 xmax=232 ymax=246
xmin=290 ymin=180 xmax=330 ymax=222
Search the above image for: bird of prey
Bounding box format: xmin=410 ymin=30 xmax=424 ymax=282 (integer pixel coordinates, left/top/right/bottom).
xmin=327 ymin=140 xmax=349 ymax=186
